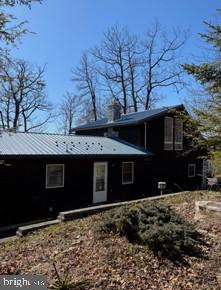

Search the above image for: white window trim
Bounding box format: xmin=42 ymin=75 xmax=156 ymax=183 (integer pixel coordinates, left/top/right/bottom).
xmin=122 ymin=162 xmax=134 ymax=184
xmin=46 ymin=164 xmax=65 ymax=189
xmin=188 ymin=164 xmax=196 ymax=178
xmin=174 ymin=119 xmax=183 ymax=151
xmin=164 ymin=116 xmax=174 ymax=151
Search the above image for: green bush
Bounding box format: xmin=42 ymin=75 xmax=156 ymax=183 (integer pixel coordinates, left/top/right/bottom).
xmin=94 ymin=202 xmax=204 ymax=260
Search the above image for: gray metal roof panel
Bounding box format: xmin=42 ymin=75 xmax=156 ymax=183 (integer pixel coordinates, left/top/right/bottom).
xmin=74 ymin=105 xmax=184 ymax=131
xmin=0 ymin=132 xmax=150 ymax=156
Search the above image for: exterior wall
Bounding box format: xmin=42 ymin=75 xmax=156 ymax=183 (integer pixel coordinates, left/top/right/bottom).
xmin=75 ymin=116 xmax=166 ymax=153
xmin=147 ymin=154 xmax=203 ymax=194
xmin=75 ymin=128 xmax=107 ymax=137
xmin=145 ymin=114 xmax=204 ymax=192
xmin=117 ymin=125 xmax=144 ymax=147
xmin=75 ymin=112 xmax=205 ymax=193
xmin=75 ymin=125 xmax=144 ymax=148
xmin=0 ymin=156 xmax=149 ymax=227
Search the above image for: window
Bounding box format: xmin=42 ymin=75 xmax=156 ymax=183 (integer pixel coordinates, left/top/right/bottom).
xmin=122 ymin=162 xmax=134 ymax=184
xmin=46 ymin=164 xmax=64 ymax=188
xmin=174 ymin=119 xmax=183 ymax=150
xmin=164 ymin=117 xmax=173 ymax=150
xmin=104 ymin=127 xmax=119 ymax=137
xmin=188 ymin=164 xmax=196 ymax=177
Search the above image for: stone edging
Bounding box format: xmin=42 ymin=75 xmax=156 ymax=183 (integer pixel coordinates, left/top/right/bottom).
xmin=1 ymin=191 xmax=190 ymax=239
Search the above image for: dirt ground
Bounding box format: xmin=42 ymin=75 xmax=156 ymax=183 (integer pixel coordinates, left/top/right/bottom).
xmin=0 ymin=190 xmax=221 ymax=290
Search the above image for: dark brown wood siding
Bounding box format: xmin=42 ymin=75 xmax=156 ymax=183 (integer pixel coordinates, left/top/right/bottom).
xmin=75 ymin=125 xmax=144 ymax=148
xmin=0 ymin=156 xmax=150 ymax=227
xmin=75 ymin=113 xmax=204 ymax=194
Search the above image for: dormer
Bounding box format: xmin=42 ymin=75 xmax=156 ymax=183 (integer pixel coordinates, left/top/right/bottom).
xmin=73 ymin=104 xmax=186 ymax=153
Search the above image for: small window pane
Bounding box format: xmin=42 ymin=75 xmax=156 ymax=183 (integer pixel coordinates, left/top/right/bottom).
xmin=122 ymin=162 xmax=134 ymax=184
xmin=46 ymin=164 xmax=64 ymax=188
xmin=164 ymin=117 xmax=173 ymax=150
xmin=175 ymin=119 xmax=183 ymax=150
xmin=95 ymin=164 xmax=105 ymax=191
xmin=188 ymin=164 xmax=196 ymax=177
xmin=48 ymin=175 xmax=63 ymax=187
xmin=106 ymin=128 xmax=119 ymax=137
xmin=96 ymin=179 xmax=105 ymax=191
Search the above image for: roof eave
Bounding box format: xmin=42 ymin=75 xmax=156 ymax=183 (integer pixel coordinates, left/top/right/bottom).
xmin=74 ymin=104 xmax=185 ymax=132
xmin=0 ymin=153 xmax=151 ymax=159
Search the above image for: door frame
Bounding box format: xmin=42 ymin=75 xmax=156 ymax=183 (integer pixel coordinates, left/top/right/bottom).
xmin=93 ymin=162 xmax=108 ymax=203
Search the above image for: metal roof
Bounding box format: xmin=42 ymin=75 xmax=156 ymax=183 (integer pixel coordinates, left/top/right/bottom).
xmin=74 ymin=104 xmax=184 ymax=131
xmin=0 ymin=132 xmax=150 ymax=156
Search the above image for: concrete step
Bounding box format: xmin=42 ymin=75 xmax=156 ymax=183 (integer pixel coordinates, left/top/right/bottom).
xmin=0 ymin=235 xmax=17 ymax=243
xmin=16 ymin=219 xmax=60 ymax=237
xmin=58 ymin=202 xmax=123 ymax=221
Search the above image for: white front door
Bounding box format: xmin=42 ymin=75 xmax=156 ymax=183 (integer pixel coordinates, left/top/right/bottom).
xmin=93 ymin=162 xmax=108 ymax=203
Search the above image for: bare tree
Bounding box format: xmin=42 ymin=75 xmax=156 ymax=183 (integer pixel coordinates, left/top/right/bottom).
xmin=0 ymin=0 xmax=42 ymax=50
xmin=70 ymin=23 xmax=186 ymax=118
xmin=75 ymin=96 xmax=106 ymax=125
xmin=72 ymin=51 xmax=99 ymax=121
xmin=58 ymin=92 xmax=82 ymax=134
xmin=91 ymin=24 xmax=186 ymax=113
xmin=0 ymin=1 xmax=45 ymax=130
xmin=0 ymin=58 xmax=52 ymax=131
xmin=141 ymin=22 xmax=186 ymax=109
xmin=126 ymin=35 xmax=142 ymax=112
xmin=92 ymin=25 xmax=138 ymax=114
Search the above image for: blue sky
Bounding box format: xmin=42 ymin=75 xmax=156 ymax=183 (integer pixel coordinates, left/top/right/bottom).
xmin=7 ymin=0 xmax=221 ymax=110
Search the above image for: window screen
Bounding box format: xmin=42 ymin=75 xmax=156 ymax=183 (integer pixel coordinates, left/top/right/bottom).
xmin=46 ymin=164 xmax=64 ymax=188
xmin=175 ymin=119 xmax=183 ymax=150
xmin=188 ymin=164 xmax=196 ymax=177
xmin=122 ymin=162 xmax=134 ymax=184
xmin=164 ymin=117 xmax=173 ymax=150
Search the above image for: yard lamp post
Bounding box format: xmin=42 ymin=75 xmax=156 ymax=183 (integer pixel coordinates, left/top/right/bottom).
xmin=158 ymin=181 xmax=166 ymax=195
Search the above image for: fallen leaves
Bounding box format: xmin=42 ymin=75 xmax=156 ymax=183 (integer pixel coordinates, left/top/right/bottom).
xmin=0 ymin=191 xmax=220 ymax=289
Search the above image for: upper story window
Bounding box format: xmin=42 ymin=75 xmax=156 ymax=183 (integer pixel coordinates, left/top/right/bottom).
xmin=164 ymin=117 xmax=173 ymax=150
xmin=46 ymin=164 xmax=64 ymax=188
xmin=122 ymin=162 xmax=134 ymax=184
xmin=174 ymin=119 xmax=183 ymax=150
xmin=164 ymin=117 xmax=183 ymax=151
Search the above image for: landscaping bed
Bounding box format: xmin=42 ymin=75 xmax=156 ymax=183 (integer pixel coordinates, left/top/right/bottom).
xmin=0 ymin=191 xmax=221 ymax=290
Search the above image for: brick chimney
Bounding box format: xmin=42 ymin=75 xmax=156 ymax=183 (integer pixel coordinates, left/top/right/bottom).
xmin=107 ymin=99 xmax=121 ymax=122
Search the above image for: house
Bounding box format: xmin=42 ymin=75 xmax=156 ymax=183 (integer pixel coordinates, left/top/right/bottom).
xmin=0 ymin=131 xmax=151 ymax=226
xmin=73 ymin=101 xmax=205 ymax=193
